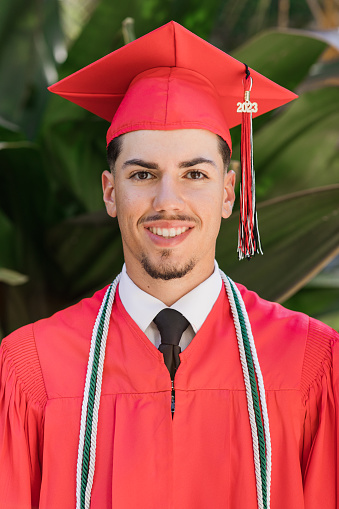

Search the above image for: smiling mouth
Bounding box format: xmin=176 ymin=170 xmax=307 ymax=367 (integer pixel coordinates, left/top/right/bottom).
xmin=148 ymin=226 xmax=190 ymax=238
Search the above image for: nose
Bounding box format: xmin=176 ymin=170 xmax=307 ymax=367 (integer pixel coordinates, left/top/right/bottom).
xmin=152 ymin=175 xmax=185 ymax=212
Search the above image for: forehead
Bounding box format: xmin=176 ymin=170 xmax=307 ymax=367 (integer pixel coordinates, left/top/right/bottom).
xmin=117 ymin=129 xmax=222 ymax=163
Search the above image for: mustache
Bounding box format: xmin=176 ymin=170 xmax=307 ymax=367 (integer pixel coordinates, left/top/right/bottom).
xmin=139 ymin=214 xmax=198 ymax=224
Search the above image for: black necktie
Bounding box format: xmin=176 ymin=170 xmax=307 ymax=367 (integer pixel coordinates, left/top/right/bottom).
xmin=154 ymin=308 xmax=190 ymax=380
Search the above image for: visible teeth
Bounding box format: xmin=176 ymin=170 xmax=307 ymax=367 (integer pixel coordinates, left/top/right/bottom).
xmin=149 ymin=226 xmax=189 ymax=238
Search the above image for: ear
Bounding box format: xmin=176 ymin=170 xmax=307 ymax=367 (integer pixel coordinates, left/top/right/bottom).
xmin=222 ymin=170 xmax=236 ymax=219
xmin=102 ymin=170 xmax=117 ymax=218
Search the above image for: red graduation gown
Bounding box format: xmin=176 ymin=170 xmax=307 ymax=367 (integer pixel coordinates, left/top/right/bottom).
xmin=0 ymin=283 xmax=338 ymax=508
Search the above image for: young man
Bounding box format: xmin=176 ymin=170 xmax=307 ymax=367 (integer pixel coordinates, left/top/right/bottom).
xmin=0 ymin=21 xmax=338 ymax=509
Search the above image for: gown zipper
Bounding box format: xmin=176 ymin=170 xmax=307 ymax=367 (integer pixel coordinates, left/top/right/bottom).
xmin=171 ymin=379 xmax=175 ymax=417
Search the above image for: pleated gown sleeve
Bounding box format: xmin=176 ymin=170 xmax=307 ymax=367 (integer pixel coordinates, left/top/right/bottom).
xmin=301 ymin=317 xmax=339 ymax=507
xmin=0 ymin=324 xmax=46 ymax=509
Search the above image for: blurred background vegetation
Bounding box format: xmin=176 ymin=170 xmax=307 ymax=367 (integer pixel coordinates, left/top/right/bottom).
xmin=0 ymin=0 xmax=338 ymax=338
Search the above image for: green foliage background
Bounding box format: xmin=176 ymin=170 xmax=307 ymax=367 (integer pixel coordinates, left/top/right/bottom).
xmin=0 ymin=0 xmax=338 ymax=337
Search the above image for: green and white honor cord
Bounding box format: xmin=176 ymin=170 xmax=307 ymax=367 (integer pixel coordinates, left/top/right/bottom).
xmin=76 ymin=275 xmax=120 ymax=509
xmin=76 ymin=271 xmax=271 ymax=509
xmin=220 ymin=271 xmax=271 ymax=509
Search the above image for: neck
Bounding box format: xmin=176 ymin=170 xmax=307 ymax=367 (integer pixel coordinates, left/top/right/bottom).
xmin=124 ymin=260 xmax=215 ymax=306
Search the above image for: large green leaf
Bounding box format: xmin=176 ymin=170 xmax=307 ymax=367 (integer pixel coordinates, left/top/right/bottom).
xmin=0 ymin=0 xmax=65 ymax=139
xmin=229 ymin=29 xmax=329 ymax=152
xmin=216 ymin=185 xmax=339 ymax=302
xmin=46 ymin=211 xmax=123 ymax=298
xmin=231 ymin=29 xmax=327 ymax=92
xmin=284 ymin=287 xmax=339 ymax=331
xmin=42 ymin=115 xmax=108 ymax=212
xmin=283 ymin=255 xmax=339 ymax=330
xmin=252 ymin=87 xmax=339 ymax=199
xmin=286 ymin=28 xmax=339 ymax=51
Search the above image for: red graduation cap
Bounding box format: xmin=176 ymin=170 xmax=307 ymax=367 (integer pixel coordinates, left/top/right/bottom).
xmin=48 ymin=21 xmax=297 ymax=259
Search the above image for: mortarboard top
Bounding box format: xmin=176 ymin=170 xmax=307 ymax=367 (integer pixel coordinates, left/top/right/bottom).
xmin=48 ymin=21 xmax=297 ymax=153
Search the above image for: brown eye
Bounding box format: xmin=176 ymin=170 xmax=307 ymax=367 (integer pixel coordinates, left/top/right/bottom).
xmin=131 ymin=171 xmax=152 ymax=180
xmin=186 ymin=170 xmax=205 ymax=180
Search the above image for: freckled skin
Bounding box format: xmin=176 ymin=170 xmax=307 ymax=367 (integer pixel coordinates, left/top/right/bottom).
xmin=102 ymin=129 xmax=235 ymax=306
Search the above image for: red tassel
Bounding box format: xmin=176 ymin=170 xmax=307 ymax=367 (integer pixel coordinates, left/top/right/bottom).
xmin=238 ymin=69 xmax=263 ymax=260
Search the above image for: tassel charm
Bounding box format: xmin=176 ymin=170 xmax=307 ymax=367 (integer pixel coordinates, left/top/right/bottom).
xmin=237 ymin=65 xmax=263 ymax=260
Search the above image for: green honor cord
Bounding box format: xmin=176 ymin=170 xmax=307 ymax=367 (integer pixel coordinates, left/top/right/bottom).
xmin=76 ymin=271 xmax=271 ymax=509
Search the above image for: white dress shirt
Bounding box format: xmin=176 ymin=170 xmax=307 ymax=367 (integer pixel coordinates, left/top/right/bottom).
xmin=118 ymin=261 xmax=222 ymax=351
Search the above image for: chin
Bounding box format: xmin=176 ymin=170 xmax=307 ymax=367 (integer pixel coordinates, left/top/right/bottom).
xmin=141 ymin=253 xmax=196 ymax=280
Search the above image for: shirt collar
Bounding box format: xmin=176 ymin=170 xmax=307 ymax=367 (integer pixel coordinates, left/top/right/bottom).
xmin=118 ymin=261 xmax=222 ymax=334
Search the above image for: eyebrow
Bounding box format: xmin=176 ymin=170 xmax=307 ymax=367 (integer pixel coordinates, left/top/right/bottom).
xmin=121 ymin=157 xmax=217 ymax=170
xmin=179 ymin=158 xmax=217 ymax=169
xmin=122 ymin=159 xmax=159 ymax=170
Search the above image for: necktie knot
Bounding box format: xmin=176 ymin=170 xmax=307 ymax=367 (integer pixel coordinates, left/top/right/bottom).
xmin=154 ymin=308 xmax=190 ymax=346
xmin=154 ymin=308 xmax=190 ymax=380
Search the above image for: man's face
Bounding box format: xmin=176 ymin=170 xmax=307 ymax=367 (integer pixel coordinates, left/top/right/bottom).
xmin=102 ymin=129 xmax=235 ymax=282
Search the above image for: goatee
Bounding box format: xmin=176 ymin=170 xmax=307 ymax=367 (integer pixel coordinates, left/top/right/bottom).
xmin=141 ymin=252 xmax=195 ymax=280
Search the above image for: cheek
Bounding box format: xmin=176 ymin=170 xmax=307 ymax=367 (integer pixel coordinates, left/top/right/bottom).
xmin=200 ymin=192 xmax=225 ymax=233
xmin=115 ymin=187 xmax=148 ymax=225
xmin=192 ymin=187 xmax=224 ymax=216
